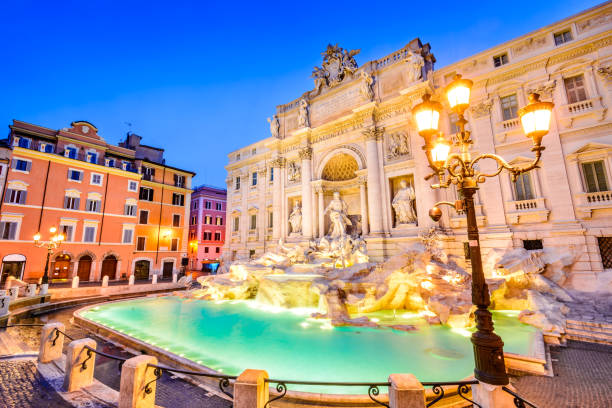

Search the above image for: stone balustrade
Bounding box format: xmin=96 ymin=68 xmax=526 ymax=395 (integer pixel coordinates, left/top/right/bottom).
xmin=576 ymin=190 xmax=612 ymax=219
xmin=504 ymin=197 xmax=549 ymax=224
xmin=559 ymin=96 xmax=606 ymax=127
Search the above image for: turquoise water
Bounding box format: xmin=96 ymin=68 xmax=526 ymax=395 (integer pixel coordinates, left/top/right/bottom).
xmin=80 ymin=296 xmax=537 ymax=394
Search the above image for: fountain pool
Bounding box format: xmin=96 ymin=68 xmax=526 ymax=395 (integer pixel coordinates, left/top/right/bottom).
xmin=79 ymin=296 xmax=538 ymax=394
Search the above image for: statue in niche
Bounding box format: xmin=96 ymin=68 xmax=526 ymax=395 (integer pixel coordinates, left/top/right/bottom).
xmin=324 ymin=191 xmax=352 ymax=239
xmin=386 ymin=133 xmax=410 ymax=159
xmin=392 ymin=179 xmax=417 ymax=225
xmin=404 ymin=50 xmax=424 ymax=83
xmin=297 ymin=99 xmax=310 ymax=128
xmin=288 ymin=202 xmax=303 ymax=234
xmin=287 ymin=161 xmax=301 ymax=183
xmin=360 ymin=71 xmax=375 ymax=101
xmin=267 ymin=115 xmax=280 ymax=138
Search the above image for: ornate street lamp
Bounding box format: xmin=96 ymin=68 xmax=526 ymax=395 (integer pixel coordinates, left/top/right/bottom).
xmin=413 ymin=74 xmax=554 ymax=385
xmin=34 ymin=227 xmax=65 ymax=284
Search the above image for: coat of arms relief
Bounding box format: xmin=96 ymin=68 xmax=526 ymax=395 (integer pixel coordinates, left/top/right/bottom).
xmin=311 ymin=44 xmax=360 ymax=96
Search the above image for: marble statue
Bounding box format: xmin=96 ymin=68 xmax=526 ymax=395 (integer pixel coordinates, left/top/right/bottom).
xmin=267 ymin=115 xmax=280 ymax=138
xmin=387 ymin=133 xmax=410 ymax=159
xmin=360 ymin=71 xmax=374 ymax=101
xmin=404 ymin=51 xmax=424 ymax=83
xmin=288 ymin=202 xmax=303 ymax=234
xmin=311 ymin=66 xmax=327 ymax=96
xmin=298 ymin=99 xmax=309 ymax=128
xmin=392 ymin=180 xmax=417 ymax=224
xmin=287 ymin=161 xmax=301 ymax=183
xmin=324 ymin=191 xmax=352 ymax=238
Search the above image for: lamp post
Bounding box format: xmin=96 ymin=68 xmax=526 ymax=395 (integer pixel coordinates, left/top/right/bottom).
xmin=412 ymin=75 xmax=554 ymax=385
xmin=34 ymin=227 xmax=65 ymax=285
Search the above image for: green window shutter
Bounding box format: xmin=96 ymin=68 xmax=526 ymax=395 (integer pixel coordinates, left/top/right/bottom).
xmin=594 ymin=161 xmax=608 ymax=191
xmin=583 ymin=163 xmax=597 ymax=193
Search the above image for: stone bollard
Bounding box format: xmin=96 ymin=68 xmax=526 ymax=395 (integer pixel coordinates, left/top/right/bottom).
xmin=102 ymin=276 xmax=109 ymax=287
xmin=388 ymin=374 xmax=425 ymax=408
xmin=151 ymin=275 xmax=157 ymax=285
xmin=172 ymin=273 xmax=177 ymax=284
xmin=26 ymin=283 xmax=37 ymax=297
xmin=471 ymin=382 xmax=515 ymax=408
xmin=235 ymin=369 xmax=268 ymax=408
xmin=72 ymin=276 xmax=79 ymax=289
xmin=39 ymin=322 xmax=66 ymax=363
xmin=39 ymin=283 xmax=49 ymax=295
xmin=118 ymin=355 xmax=158 ymax=408
xmin=8 ymin=287 xmax=19 ymax=301
xmin=63 ymin=338 xmax=97 ymax=392
xmin=129 ymin=275 xmax=135 ymax=286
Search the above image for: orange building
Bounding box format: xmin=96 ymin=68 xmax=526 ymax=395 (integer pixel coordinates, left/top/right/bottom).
xmin=0 ymin=120 xmax=194 ymax=284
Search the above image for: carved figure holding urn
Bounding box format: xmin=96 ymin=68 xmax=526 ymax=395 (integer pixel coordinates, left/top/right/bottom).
xmin=360 ymin=71 xmax=375 ymax=101
xmin=288 ymin=202 xmax=303 ymax=234
xmin=324 ymin=191 xmax=352 ymax=239
xmin=298 ymin=99 xmax=310 ymax=128
xmin=268 ymin=115 xmax=280 ymax=138
xmin=404 ymin=51 xmax=424 ymax=83
xmin=392 ymin=179 xmax=417 ymax=225
xmin=287 ymin=161 xmax=301 ymax=183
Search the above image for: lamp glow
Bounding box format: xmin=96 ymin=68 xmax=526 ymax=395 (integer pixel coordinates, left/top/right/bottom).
xmin=33 ymin=233 xmax=41 ymax=242
xmin=445 ymin=74 xmax=473 ymax=113
xmin=412 ymin=93 xmax=442 ymax=141
xmin=518 ymin=93 xmax=554 ymax=147
xmin=49 ymin=226 xmax=57 ymax=234
xmin=431 ymin=135 xmax=451 ymax=164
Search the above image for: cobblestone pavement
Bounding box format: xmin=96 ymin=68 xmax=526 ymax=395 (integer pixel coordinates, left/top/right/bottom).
xmin=513 ymin=341 xmax=612 ymax=408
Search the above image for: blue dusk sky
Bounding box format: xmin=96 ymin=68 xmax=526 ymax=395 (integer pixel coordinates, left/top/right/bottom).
xmin=0 ymin=1 xmax=602 ymax=187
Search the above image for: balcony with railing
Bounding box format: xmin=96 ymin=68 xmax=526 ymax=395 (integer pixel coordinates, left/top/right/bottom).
xmin=504 ymin=197 xmax=549 ymax=224
xmin=576 ymin=190 xmax=612 ymax=219
xmin=494 ymin=116 xmax=522 ymax=144
xmin=558 ymin=96 xmax=606 ymax=128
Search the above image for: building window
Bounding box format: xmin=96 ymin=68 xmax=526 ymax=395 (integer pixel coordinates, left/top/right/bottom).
xmin=523 ymin=239 xmax=543 ymax=251
xmin=64 ymin=196 xmax=80 ymax=210
xmin=233 ymin=217 xmax=239 ymax=232
xmin=249 ymin=249 xmax=255 ymax=259
xmin=205 ymin=201 xmax=212 ymax=209
xmin=564 ymin=75 xmax=587 ymax=104
xmin=214 ymin=232 xmax=221 ymax=241
xmin=204 ymin=247 xmax=209 ymax=254
xmin=123 ymin=228 xmax=134 ymax=244
xmin=554 ymin=30 xmax=572 ymax=46
xmin=493 ymin=53 xmax=508 ymax=68
xmin=4 ymin=189 xmax=27 ymax=204
xmin=0 ymin=221 xmax=18 ymax=240
xmin=172 ymin=193 xmax=185 ymax=206
xmin=191 ymin=215 xmax=197 ymax=225
xmin=91 ymin=173 xmax=103 ymax=186
xmin=235 ymin=177 xmax=241 ymax=190
xmin=86 ymin=199 xmax=101 ymax=212
xmin=128 ymin=180 xmax=138 ymax=192
xmin=139 ymin=210 xmax=149 ymax=224
xmin=216 ymin=202 xmax=222 ymax=211
xmin=40 ymin=143 xmax=54 ymax=153
xmin=193 ymin=201 xmax=198 ymax=209
xmin=139 ymin=187 xmax=154 ymax=201
xmin=514 ymin=172 xmax=534 ymax=201
xmin=252 ymin=148 xmax=256 ymax=155
xmin=83 ymin=226 xmax=96 ymax=243
xmin=86 ymin=151 xmax=98 ymax=164
xmin=142 ymin=166 xmax=155 ymax=181
xmin=215 ymin=247 xmax=220 ymax=254
xmin=106 ymin=158 xmax=115 ymax=167
xmin=13 ymin=159 xmax=31 ymax=172
xmin=500 ymin=94 xmax=518 ymax=121
xmin=171 ymin=238 xmax=179 ymax=251
xmin=215 ymin=216 xmax=223 ymax=226
xmin=204 ymin=215 xmax=211 ymax=225
xmin=270 ymin=167 xmax=274 ymax=182
xmin=250 ymin=214 xmax=257 ymax=230
xmin=268 ymin=211 xmax=273 ymax=228
xmin=173 ymin=214 xmax=181 ymax=227
xmin=124 ymin=204 xmax=137 ymax=216
xmin=236 ymin=153 xmax=241 ymax=161
xmin=597 ymin=237 xmax=612 ymax=269
xmin=60 ymin=225 xmax=74 ymax=242
xmin=582 ymin=161 xmax=609 ymax=193
xmin=17 ymin=137 xmax=31 ymax=148
xmin=68 ymin=169 xmax=83 ymax=182
xmin=203 ymin=232 xmax=212 ymax=240
xmin=136 ymin=237 xmax=146 ymax=251
xmin=252 ymin=172 xmax=257 ymax=186
xmin=174 ymin=174 xmax=186 ymax=188
xmin=122 ymin=161 xmax=131 ymax=171
xmin=65 ymin=146 xmax=77 ymax=159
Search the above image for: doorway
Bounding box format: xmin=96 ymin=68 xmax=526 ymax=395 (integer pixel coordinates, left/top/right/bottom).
xmin=134 ymin=260 xmax=150 ymax=280
xmin=53 ymin=254 xmax=71 ymax=280
xmin=101 ymin=255 xmax=118 ymax=280
xmin=162 ymin=261 xmax=174 ymax=279
xmin=1 ymin=254 xmax=25 ymax=286
xmin=77 ymin=255 xmax=92 ymax=281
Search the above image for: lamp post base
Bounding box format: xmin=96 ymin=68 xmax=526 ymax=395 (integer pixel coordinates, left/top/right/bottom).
xmin=471 ymin=306 xmax=509 ymax=385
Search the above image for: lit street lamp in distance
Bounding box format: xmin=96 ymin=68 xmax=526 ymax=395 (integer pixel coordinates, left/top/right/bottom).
xmin=412 ymin=74 xmax=554 ymax=385
xmin=34 ymin=226 xmax=65 ymax=285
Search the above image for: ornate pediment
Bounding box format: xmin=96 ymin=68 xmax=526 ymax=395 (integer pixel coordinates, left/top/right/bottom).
xmin=571 ymin=142 xmax=612 ymax=155
xmin=311 ymin=44 xmax=360 ymax=95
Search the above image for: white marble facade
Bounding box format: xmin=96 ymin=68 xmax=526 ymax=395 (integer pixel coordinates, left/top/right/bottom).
xmin=224 ymin=3 xmax=612 ymax=292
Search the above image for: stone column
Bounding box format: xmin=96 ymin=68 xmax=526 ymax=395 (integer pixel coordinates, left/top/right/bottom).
xmin=300 ymin=147 xmax=314 ymax=238
xmin=271 ymin=159 xmax=283 ymax=241
xmin=317 ymin=187 xmax=325 ymax=238
xmin=258 ymin=168 xmax=267 ymax=243
xmin=359 ymin=177 xmax=369 ymax=235
xmin=364 ymin=127 xmax=385 ymax=235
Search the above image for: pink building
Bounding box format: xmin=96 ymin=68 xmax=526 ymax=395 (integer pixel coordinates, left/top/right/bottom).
xmin=188 ymin=185 xmax=226 ymax=273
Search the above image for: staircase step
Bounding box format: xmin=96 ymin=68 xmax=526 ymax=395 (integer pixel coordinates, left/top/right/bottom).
xmin=566 ymin=319 xmax=612 ymax=330
xmin=565 ymin=333 xmax=612 ymax=346
xmin=566 ymin=322 xmax=612 ymax=334
xmin=565 ymin=328 xmax=612 ymax=340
